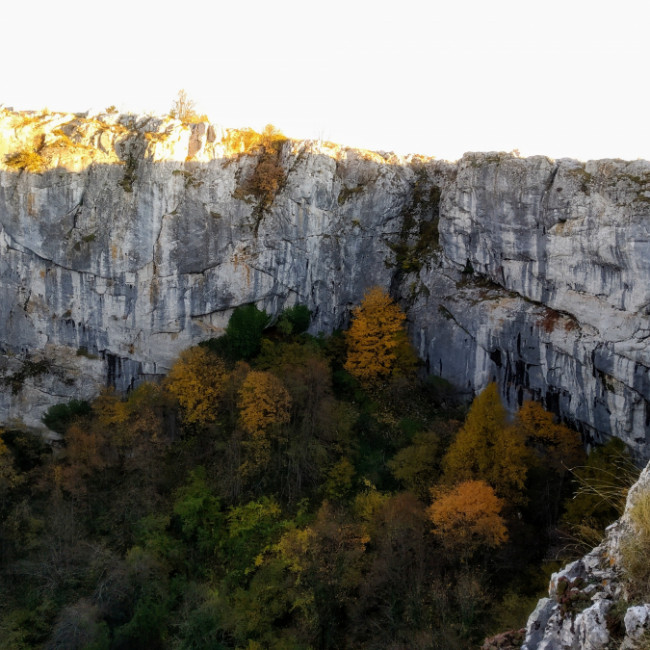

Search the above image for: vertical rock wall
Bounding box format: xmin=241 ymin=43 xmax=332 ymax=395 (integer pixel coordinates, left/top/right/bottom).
xmin=1 ymin=109 xmax=649 ymax=456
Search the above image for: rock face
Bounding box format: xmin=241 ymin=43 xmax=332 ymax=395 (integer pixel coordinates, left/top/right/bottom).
xmin=521 ymin=461 xmax=650 ymax=650
xmin=1 ymin=109 xmax=649 ymax=456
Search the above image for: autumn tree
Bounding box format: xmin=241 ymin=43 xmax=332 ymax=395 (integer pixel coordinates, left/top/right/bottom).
xmin=56 ymin=383 xmax=172 ymax=497
xmin=170 ymin=89 xmax=198 ymax=122
xmin=442 ymin=383 xmax=529 ymax=505
xmin=238 ymin=371 xmax=291 ymax=475
xmin=515 ymin=400 xmax=586 ymax=528
xmin=344 ymin=287 xmax=416 ymax=388
xmin=427 ymin=480 xmax=508 ymax=559
xmin=164 ymin=347 xmax=228 ymax=427
xmin=256 ymin=340 xmax=349 ymax=500
xmin=349 ymin=492 xmax=431 ymax=645
xmin=0 ymin=432 xmax=21 ymax=504
xmin=516 ymin=400 xmax=584 ymax=473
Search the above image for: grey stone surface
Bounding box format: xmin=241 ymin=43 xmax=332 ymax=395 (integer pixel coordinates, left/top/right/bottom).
xmin=1 ymin=110 xmax=650 ymax=457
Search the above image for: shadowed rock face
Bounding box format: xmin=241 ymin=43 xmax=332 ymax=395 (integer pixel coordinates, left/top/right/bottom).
xmin=1 ymin=109 xmax=649 ymax=455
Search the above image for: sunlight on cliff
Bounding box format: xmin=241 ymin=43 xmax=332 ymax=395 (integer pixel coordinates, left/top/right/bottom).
xmin=0 ymin=108 xmax=421 ymax=176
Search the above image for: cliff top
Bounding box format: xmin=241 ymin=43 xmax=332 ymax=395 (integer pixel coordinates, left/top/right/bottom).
xmin=0 ymin=107 xmax=437 ymax=174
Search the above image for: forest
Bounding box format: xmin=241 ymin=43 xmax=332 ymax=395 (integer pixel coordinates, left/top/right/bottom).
xmin=0 ymin=287 xmax=637 ymax=650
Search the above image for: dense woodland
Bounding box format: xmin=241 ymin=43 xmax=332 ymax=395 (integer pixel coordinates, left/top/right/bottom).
xmin=0 ymin=288 xmax=638 ymax=649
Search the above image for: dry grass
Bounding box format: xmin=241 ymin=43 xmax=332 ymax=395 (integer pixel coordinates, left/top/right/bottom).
xmin=144 ymin=131 xmax=169 ymax=143
xmin=5 ymin=151 xmax=47 ymax=173
xmin=621 ymin=487 xmax=650 ymax=601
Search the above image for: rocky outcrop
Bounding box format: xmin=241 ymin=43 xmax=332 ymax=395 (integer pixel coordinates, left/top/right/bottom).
xmin=1 ymin=109 xmax=649 ymax=456
xmin=522 ymin=461 xmax=650 ymax=649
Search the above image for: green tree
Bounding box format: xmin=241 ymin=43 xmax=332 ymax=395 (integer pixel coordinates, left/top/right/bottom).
xmin=226 ymin=304 xmax=269 ymax=360
xmin=173 ymin=468 xmax=223 ymax=552
xmin=389 ymin=430 xmax=442 ymax=500
xmin=276 ymin=304 xmax=312 ymax=336
xmin=42 ymin=399 xmax=91 ymax=435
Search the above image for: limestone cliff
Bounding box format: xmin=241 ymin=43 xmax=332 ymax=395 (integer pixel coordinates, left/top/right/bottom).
xmin=1 ymin=109 xmax=649 ymax=456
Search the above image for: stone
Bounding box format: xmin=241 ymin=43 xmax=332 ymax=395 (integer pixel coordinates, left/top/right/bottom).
xmin=624 ymin=604 xmax=650 ymax=642
xmin=0 ymin=109 xmax=649 ymax=458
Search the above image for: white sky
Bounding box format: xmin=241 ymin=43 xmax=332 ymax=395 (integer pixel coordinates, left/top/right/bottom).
xmin=3 ymin=0 xmax=649 ymax=161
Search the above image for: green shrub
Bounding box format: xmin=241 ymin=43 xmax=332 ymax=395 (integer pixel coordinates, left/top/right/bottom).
xmin=276 ymin=304 xmax=311 ymax=336
xmin=42 ymin=399 xmax=92 ymax=434
xmin=3 ymin=359 xmax=51 ymax=395
xmin=225 ymin=304 xmax=270 ymax=360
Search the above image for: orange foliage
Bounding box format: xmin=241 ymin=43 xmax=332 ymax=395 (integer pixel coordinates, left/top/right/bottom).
xmin=234 ymin=124 xmax=287 ymax=210
xmin=94 ymin=388 xmax=129 ymax=428
xmin=60 ymin=383 xmax=171 ymax=493
xmin=344 ymin=287 xmax=414 ymax=387
xmin=164 ymin=347 xmax=228 ymax=427
xmin=442 ymin=383 xmax=529 ymax=505
xmin=427 ymin=480 xmax=508 ymax=557
xmin=516 ymin=400 xmax=584 ymax=473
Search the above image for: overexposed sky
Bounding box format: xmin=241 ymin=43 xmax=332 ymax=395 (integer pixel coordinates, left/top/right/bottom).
xmin=3 ymin=0 xmax=649 ymax=161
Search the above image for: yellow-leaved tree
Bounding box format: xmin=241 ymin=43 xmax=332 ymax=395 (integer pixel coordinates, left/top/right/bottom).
xmin=442 ymin=383 xmax=529 ymax=505
xmin=164 ymin=347 xmax=228 ymax=427
xmin=427 ymin=480 xmax=508 ymax=559
xmin=516 ymin=400 xmax=584 ymax=473
xmin=0 ymin=432 xmax=21 ymax=500
xmin=238 ymin=370 xmax=291 ymax=474
xmin=344 ymin=287 xmax=416 ymax=387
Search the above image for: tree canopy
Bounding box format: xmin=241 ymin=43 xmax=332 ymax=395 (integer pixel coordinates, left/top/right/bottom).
xmin=344 ymin=287 xmax=415 ymax=387
xmin=442 ymin=382 xmax=529 ymax=505
xmin=428 ymin=480 xmax=508 ymax=558
xmin=163 ymin=347 xmax=228 ymax=426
